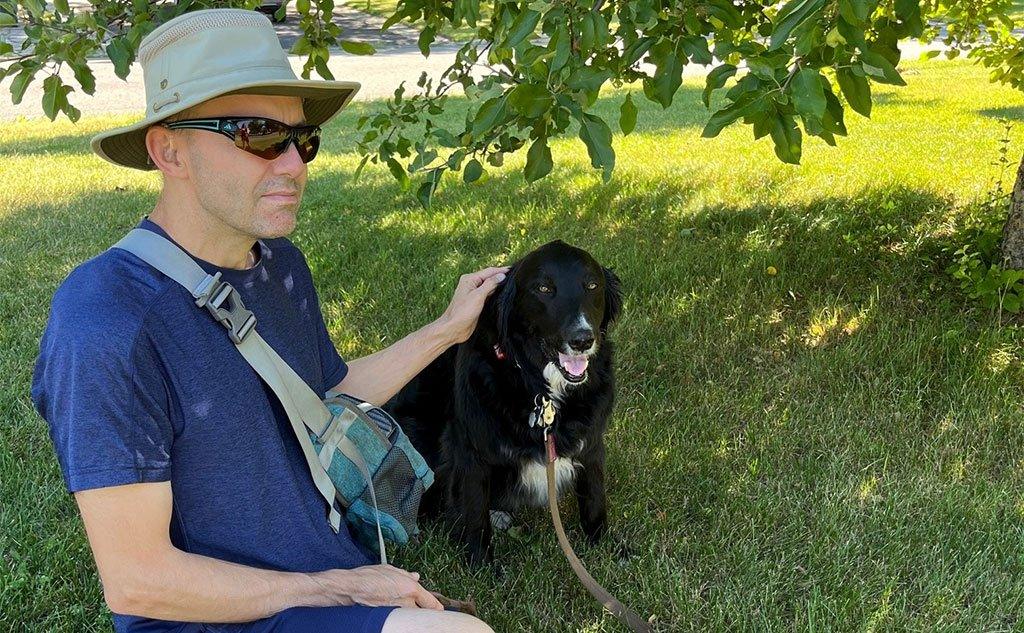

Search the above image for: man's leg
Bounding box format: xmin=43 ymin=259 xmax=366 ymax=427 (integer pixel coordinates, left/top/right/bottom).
xmin=381 ymin=608 xmax=495 ymax=633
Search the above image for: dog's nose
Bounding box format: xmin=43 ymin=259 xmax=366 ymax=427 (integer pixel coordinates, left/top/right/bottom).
xmin=568 ymin=332 xmax=594 ymax=352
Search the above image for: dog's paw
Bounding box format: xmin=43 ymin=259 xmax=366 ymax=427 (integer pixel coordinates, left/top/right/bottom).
xmin=489 ymin=510 xmax=514 ymax=532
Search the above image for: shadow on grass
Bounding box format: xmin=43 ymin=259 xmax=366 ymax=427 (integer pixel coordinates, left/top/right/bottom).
xmin=978 ymin=105 xmax=1024 ymax=121
xmin=4 ymin=110 xmax=1024 ymax=632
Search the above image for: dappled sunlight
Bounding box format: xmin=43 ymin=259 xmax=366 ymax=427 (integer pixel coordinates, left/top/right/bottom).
xmin=800 ymin=305 xmax=870 ymax=349
xmin=856 ymin=474 xmax=881 ymax=506
xmin=6 ymin=58 xmax=1024 ymax=633
xmin=983 ymin=343 xmax=1018 ymax=375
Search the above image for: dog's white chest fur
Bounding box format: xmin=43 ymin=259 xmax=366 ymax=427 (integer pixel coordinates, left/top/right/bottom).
xmin=542 ymin=362 xmax=578 ymax=403
xmin=516 ymin=456 xmax=580 ymax=506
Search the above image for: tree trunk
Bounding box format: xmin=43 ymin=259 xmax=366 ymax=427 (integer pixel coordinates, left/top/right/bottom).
xmin=999 ymin=150 xmax=1024 ymax=269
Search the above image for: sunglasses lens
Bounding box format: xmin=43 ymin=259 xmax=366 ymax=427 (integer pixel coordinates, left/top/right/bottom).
xmin=295 ymin=131 xmax=320 ymax=163
xmin=233 ymin=119 xmax=320 ymax=162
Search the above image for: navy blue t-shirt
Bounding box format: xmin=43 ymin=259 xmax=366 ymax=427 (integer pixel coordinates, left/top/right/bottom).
xmin=31 ymin=216 xmax=375 ymax=632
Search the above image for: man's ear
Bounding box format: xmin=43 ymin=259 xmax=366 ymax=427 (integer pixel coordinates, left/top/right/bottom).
xmin=145 ymin=124 xmax=189 ymax=176
xmin=600 ymin=266 xmax=623 ymax=333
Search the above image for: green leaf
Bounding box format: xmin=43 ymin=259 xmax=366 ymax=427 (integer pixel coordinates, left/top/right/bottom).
xmin=290 ymin=35 xmax=312 ymax=56
xmin=859 ymin=50 xmax=906 ymax=86
xmin=418 ymin=25 xmax=436 ymax=57
xmin=702 ymin=91 xmax=768 ymax=138
xmin=548 ymin=24 xmax=570 ymax=73
xmin=703 ymin=64 xmax=737 ymax=107
xmin=838 ymin=0 xmax=869 ymax=25
xmin=577 ymin=112 xmax=615 ymax=182
xmin=821 ymin=79 xmax=848 ymax=135
xmin=790 ymin=68 xmax=826 ymax=119
xmin=340 ymin=40 xmax=375 ymax=55
xmin=10 ymin=68 xmax=34 ymax=106
xmin=416 ymin=168 xmax=445 ymax=209
xmin=62 ymin=100 xmax=81 ymax=123
xmin=471 ymin=95 xmax=509 ymax=137
xmin=0 ymin=13 xmax=16 ymax=27
xmin=463 ymin=158 xmax=483 ymax=183
xmin=507 ymin=9 xmax=541 ymax=47
xmin=386 ymin=157 xmax=410 ymax=189
xmin=619 ymin=92 xmax=637 ymax=135
xmin=566 ymin=66 xmax=613 ymax=106
xmin=770 ymin=0 xmax=826 ymax=50
xmin=41 ymin=75 xmax=66 ymax=121
xmin=769 ymin=112 xmax=802 ymax=164
xmin=680 ymin=36 xmax=712 ymax=66
xmin=524 ymin=136 xmax=552 ymax=182
xmin=105 ymin=38 xmax=131 ymax=80
xmin=296 ymin=0 xmax=309 ymax=14
xmin=836 ymin=66 xmax=871 ymax=117
xmin=71 ymin=62 xmax=96 ymax=95
xmin=706 ymin=0 xmax=744 ymax=28
xmin=314 ymin=57 xmax=334 ymax=80
xmin=410 ymin=147 xmax=438 ymax=171
xmin=642 ymin=37 xmax=687 ymax=108
xmin=509 ymin=82 xmax=553 ymax=117
xmin=353 ymin=154 xmax=370 ymax=182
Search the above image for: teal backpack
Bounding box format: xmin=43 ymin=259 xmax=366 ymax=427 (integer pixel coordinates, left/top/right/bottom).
xmin=112 ymin=229 xmax=433 ymax=562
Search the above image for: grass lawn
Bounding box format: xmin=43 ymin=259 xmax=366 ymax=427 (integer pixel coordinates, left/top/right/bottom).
xmin=3 ymin=58 xmax=1024 ymax=631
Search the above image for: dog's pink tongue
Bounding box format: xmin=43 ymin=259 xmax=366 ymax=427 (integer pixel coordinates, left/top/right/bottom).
xmin=558 ymin=352 xmax=589 ymax=377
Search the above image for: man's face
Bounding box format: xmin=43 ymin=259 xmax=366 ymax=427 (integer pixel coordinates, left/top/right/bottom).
xmin=168 ymin=93 xmax=309 ymax=240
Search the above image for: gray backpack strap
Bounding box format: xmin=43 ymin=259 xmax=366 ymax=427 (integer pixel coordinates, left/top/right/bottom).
xmin=112 ymin=229 xmax=388 ymax=563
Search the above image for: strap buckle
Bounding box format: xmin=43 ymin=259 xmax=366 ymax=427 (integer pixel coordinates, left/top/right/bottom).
xmin=194 ymin=272 xmax=257 ymax=344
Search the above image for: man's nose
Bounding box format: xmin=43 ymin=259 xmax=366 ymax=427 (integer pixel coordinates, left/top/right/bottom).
xmin=272 ymin=140 xmax=306 ymax=176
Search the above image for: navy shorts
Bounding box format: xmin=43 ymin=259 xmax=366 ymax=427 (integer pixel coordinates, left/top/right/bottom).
xmin=197 ymin=605 xmax=399 ymax=632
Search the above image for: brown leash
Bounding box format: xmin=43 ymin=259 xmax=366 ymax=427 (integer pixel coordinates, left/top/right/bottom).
xmin=429 ymin=591 xmax=477 ymax=616
xmin=544 ymin=429 xmax=653 ymax=633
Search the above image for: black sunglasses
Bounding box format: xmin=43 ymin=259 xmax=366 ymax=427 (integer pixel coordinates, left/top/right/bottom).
xmin=161 ymin=117 xmax=322 ymax=162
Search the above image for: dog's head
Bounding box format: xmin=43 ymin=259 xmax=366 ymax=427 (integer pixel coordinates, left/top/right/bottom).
xmin=493 ymin=240 xmax=622 ymax=384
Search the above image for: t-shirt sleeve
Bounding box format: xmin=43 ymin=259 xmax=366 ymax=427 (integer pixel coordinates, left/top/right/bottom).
xmin=30 ymin=306 xmax=175 ymax=494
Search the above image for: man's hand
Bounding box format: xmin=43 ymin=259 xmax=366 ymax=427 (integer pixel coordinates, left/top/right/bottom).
xmin=437 ymin=266 xmax=509 ymax=345
xmin=307 ymin=565 xmax=444 ymax=610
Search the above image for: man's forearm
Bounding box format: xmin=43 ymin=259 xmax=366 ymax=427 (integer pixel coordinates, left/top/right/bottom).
xmin=112 ymin=547 xmax=353 ymax=622
xmin=330 ymin=318 xmax=456 ymax=406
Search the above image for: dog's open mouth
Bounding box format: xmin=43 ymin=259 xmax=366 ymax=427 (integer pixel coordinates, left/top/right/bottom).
xmin=557 ymin=351 xmax=589 ymax=383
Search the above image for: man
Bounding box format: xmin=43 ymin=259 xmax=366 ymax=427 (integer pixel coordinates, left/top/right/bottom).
xmin=30 ymin=8 xmax=504 ymax=633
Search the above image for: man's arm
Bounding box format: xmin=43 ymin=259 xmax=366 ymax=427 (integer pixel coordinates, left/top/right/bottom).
xmin=76 ymin=482 xmax=442 ymax=622
xmin=329 ymin=267 xmax=508 ymax=406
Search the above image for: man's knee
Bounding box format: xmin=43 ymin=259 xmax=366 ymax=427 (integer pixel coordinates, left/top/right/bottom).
xmin=381 ymin=607 xmax=494 ymax=633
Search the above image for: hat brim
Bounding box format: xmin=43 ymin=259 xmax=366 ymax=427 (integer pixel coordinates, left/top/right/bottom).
xmin=90 ymin=79 xmax=361 ymax=171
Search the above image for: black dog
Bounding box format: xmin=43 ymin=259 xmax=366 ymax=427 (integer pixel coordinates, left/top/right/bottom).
xmin=383 ymin=240 xmax=623 ymax=566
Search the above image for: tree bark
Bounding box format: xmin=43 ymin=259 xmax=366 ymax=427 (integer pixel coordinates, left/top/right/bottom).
xmin=999 ymin=150 xmax=1024 ymax=269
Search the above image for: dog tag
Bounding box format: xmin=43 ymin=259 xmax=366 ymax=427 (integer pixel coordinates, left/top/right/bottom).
xmin=528 ymin=395 xmax=556 ymax=428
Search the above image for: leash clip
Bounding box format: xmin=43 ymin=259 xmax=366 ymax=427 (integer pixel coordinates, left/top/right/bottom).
xmin=544 ymin=426 xmax=557 ymax=462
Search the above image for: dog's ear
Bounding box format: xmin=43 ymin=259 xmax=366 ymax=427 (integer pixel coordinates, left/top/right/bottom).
xmin=495 ymin=262 xmax=520 ymax=343
xmin=600 ymin=266 xmax=623 ymax=333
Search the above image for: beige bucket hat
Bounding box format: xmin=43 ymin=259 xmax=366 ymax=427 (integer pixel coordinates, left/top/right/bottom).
xmin=90 ymin=8 xmax=361 ymax=170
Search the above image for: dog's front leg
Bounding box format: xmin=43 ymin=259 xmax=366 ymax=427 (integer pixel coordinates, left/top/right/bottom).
xmin=447 ymin=457 xmax=494 ymax=566
xmin=575 ymin=437 xmax=608 ymax=545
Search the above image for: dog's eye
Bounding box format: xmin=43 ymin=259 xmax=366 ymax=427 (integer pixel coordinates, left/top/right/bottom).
xmin=586 ymin=281 xmax=598 ymax=290
xmin=537 ymin=284 xmax=553 ymax=294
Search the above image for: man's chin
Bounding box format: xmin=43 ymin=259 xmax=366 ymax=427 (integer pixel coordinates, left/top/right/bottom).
xmin=255 ymin=205 xmax=299 ymax=238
